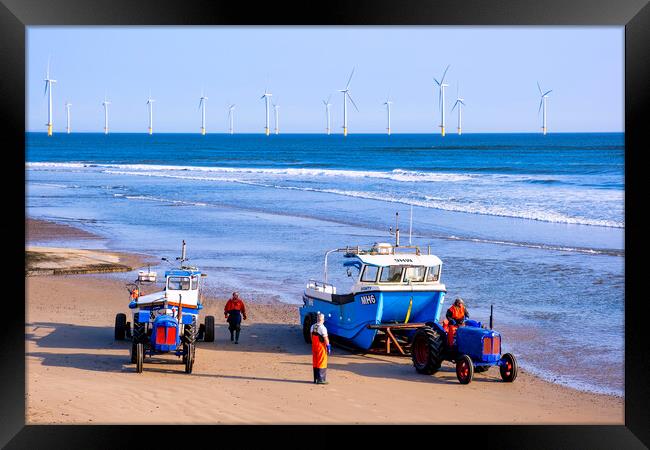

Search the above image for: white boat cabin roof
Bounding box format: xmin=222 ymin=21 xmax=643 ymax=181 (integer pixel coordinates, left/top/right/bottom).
xmin=354 ymin=253 xmax=442 ymax=267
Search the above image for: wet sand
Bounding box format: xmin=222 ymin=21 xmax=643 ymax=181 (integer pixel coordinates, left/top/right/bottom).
xmin=25 ymin=218 xmax=623 ymax=424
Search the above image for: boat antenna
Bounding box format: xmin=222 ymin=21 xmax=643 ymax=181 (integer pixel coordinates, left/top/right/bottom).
xmin=490 ymin=304 xmax=494 ymax=330
xmin=176 ymin=240 xmax=187 ymax=264
xmin=409 ymin=205 xmax=413 ymax=245
xmin=389 ymin=212 xmax=400 ymax=247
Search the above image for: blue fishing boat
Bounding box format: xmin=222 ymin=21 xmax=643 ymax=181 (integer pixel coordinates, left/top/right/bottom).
xmin=299 ymin=214 xmax=447 ymax=351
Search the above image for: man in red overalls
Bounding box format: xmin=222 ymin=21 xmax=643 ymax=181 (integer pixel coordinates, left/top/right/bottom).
xmin=310 ymin=313 xmax=331 ymax=384
xmin=224 ymin=292 xmax=247 ymax=344
xmin=445 ymin=297 xmax=469 ymax=347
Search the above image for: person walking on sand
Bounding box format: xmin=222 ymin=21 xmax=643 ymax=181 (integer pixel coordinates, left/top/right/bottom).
xmin=311 ymin=313 xmax=331 ymax=384
xmin=224 ymin=292 xmax=247 ymax=344
xmin=445 ymin=297 xmax=470 ymax=347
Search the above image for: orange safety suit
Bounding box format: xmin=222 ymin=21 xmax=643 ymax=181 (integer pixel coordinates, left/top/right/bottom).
xmin=311 ymin=328 xmax=328 ymax=369
xmin=445 ymin=303 xmax=469 ymax=347
xmin=130 ymin=287 xmax=139 ymax=300
xmin=224 ymin=297 xmax=247 ymax=320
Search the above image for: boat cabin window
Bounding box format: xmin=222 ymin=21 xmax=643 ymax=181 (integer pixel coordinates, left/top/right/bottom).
xmin=168 ymin=276 xmax=190 ymax=290
xmin=426 ymin=265 xmax=441 ymax=282
xmin=379 ymin=266 xmax=404 ymax=283
xmin=191 ymin=275 xmax=199 ymax=290
xmin=404 ymin=266 xmax=426 ymax=283
xmin=360 ymin=265 xmax=379 ymax=282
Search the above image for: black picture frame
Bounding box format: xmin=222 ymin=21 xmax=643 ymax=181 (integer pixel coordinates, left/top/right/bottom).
xmin=3 ymin=0 xmax=648 ymax=447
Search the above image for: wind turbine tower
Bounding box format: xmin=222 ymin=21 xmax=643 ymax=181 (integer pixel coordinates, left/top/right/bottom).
xmin=273 ymin=103 xmax=280 ymax=135
xmin=537 ymin=82 xmax=552 ymax=135
xmin=199 ymin=92 xmax=208 ymax=135
xmin=44 ymin=59 xmax=57 ymax=136
xmin=261 ymin=90 xmax=272 ymax=136
xmin=434 ymin=65 xmax=450 ymax=136
xmin=146 ymin=94 xmax=155 ymax=135
xmin=339 ymin=69 xmax=359 ymax=137
xmin=383 ymin=97 xmax=393 ymax=135
xmin=65 ymin=102 xmax=72 ymax=134
xmin=228 ymin=104 xmax=235 ymax=135
xmin=102 ymin=95 xmax=111 ymax=135
xmin=323 ymin=96 xmax=332 ymax=135
xmin=451 ymin=85 xmax=465 ymax=135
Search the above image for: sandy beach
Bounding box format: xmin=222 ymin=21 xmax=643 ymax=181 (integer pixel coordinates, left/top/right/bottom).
xmin=25 ymin=219 xmax=623 ymax=424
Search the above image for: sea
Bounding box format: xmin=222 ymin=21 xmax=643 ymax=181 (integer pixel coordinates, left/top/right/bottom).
xmin=25 ymin=132 xmax=625 ymax=397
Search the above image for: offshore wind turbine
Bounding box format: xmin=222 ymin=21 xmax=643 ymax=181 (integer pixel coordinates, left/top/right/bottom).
xmin=273 ymin=102 xmax=280 ymax=135
xmin=451 ymin=85 xmax=465 ymax=135
xmin=65 ymin=102 xmax=71 ymax=134
xmin=102 ymin=95 xmax=111 ymax=135
xmin=537 ymin=82 xmax=552 ymax=135
xmin=228 ymin=104 xmax=235 ymax=135
xmin=146 ymin=93 xmax=155 ymax=135
xmin=383 ymin=97 xmax=393 ymax=135
xmin=339 ymin=68 xmax=359 ymax=137
xmin=199 ymin=92 xmax=208 ymax=135
xmin=434 ymin=65 xmax=450 ymax=136
xmin=44 ymin=58 xmax=57 ymax=136
xmin=323 ymin=95 xmax=332 ymax=135
xmin=260 ymin=89 xmax=272 ymax=136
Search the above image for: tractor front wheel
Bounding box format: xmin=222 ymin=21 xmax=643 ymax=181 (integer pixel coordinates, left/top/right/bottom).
xmin=411 ymin=326 xmax=444 ymax=375
xmin=184 ymin=343 xmax=195 ymax=374
xmin=135 ymin=343 xmax=144 ymax=373
xmin=456 ymin=354 xmax=474 ymax=384
xmin=204 ymin=316 xmax=215 ymax=342
xmin=114 ymin=313 xmax=127 ymax=340
xmin=499 ymin=353 xmax=518 ymax=382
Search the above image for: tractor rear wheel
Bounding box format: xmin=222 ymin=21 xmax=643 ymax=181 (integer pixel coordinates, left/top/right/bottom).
xmin=456 ymin=354 xmax=474 ymax=384
xmin=184 ymin=343 xmax=195 ymax=374
xmin=204 ymin=316 xmax=215 ymax=342
xmin=135 ymin=343 xmax=144 ymax=373
xmin=302 ymin=313 xmax=316 ymax=344
xmin=411 ymin=326 xmax=444 ymax=375
xmin=499 ymin=353 xmax=518 ymax=382
xmin=114 ymin=313 xmax=127 ymax=340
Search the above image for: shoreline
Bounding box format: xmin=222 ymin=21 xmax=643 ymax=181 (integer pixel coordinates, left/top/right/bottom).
xmin=24 ymin=217 xmax=623 ymax=424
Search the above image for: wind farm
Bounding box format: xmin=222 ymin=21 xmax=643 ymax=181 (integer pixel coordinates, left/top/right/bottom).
xmin=38 ymin=59 xmax=563 ymax=137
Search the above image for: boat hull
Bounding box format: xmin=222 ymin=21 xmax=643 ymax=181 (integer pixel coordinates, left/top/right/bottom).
xmin=300 ymin=289 xmax=446 ymax=350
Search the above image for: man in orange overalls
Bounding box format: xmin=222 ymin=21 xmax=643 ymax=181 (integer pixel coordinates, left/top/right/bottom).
xmin=224 ymin=292 xmax=247 ymax=344
xmin=445 ymin=297 xmax=470 ymax=347
xmin=310 ymin=313 xmax=331 ymax=384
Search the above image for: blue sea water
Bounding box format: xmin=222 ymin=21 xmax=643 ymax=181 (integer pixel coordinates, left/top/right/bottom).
xmin=26 ymin=132 xmax=624 ymax=396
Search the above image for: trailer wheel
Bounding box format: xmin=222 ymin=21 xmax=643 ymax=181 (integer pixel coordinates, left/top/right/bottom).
xmin=203 ymin=316 xmax=215 ymax=342
xmin=114 ymin=313 xmax=127 ymax=340
xmin=197 ymin=323 xmax=206 ymax=341
xmin=499 ymin=353 xmax=518 ymax=382
xmin=456 ymin=354 xmax=474 ymax=384
xmin=125 ymin=322 xmax=132 ymax=339
xmin=411 ymin=326 xmax=444 ymax=375
xmin=302 ymin=313 xmax=316 ymax=344
xmin=135 ymin=343 xmax=144 ymax=373
xmin=184 ymin=343 xmax=195 ymax=374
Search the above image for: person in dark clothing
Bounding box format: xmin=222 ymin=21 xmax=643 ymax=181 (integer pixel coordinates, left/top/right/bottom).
xmin=224 ymin=292 xmax=247 ymax=344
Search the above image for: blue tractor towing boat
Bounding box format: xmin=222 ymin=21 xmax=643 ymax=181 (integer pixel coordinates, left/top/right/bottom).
xmin=114 ymin=241 xmax=215 ymax=374
xmin=299 ymin=213 xmax=518 ymax=384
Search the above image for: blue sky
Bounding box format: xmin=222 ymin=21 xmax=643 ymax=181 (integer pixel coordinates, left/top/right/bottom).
xmin=27 ymin=27 xmax=623 ymax=133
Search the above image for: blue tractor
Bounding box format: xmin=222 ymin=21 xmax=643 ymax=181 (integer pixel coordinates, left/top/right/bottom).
xmin=114 ymin=241 xmax=215 ymax=374
xmin=410 ymin=306 xmax=518 ymax=384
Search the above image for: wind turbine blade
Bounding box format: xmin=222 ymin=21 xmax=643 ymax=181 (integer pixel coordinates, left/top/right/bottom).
xmin=537 ymin=82 xmax=543 ymax=95
xmin=538 ymin=98 xmax=543 ymax=114
xmin=433 ymin=78 xmax=440 ymax=86
xmin=452 ymin=101 xmax=458 ymax=111
xmin=44 ymin=81 xmax=48 ymax=96
xmin=345 ymin=68 xmax=355 ymax=90
xmin=327 ymin=94 xmax=331 ymax=104
xmin=544 ymin=90 xmax=553 ymax=96
xmin=347 ymin=92 xmax=359 ymax=112
xmin=441 ymin=65 xmax=450 ymax=83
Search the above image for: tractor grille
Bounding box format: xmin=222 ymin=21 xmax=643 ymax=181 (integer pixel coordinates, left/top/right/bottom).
xmin=155 ymin=326 xmax=177 ymax=345
xmin=483 ymin=335 xmax=500 ymax=355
